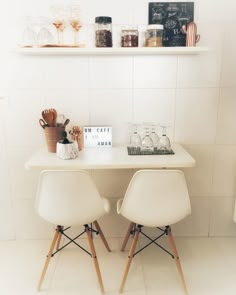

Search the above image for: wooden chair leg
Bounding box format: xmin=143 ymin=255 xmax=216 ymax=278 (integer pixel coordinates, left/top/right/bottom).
xmin=56 ymin=226 xmax=63 ymax=250
xmin=119 ymin=227 xmax=140 ymax=293
xmin=167 ymin=226 xmax=188 ymax=295
xmin=93 ymin=221 xmax=111 ymax=252
xmin=121 ymin=222 xmax=135 ymax=251
xmin=86 ymin=226 xmax=105 ymax=294
xmin=37 ymin=226 xmax=60 ymax=291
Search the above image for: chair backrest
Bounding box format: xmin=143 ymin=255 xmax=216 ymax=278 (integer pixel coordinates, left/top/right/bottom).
xmin=35 ymin=170 xmax=107 ymax=226
xmin=119 ymin=170 xmax=191 ymax=227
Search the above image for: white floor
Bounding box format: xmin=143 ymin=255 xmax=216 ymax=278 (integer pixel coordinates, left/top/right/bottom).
xmin=1 ymin=234 xmax=236 ymax=295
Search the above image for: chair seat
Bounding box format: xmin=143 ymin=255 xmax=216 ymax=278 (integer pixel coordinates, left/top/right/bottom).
xmin=38 ymin=197 xmax=110 ymax=226
xmin=117 ymin=198 xmax=189 ymax=227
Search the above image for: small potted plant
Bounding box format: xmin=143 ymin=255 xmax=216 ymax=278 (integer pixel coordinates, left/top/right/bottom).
xmin=56 ymin=131 xmax=79 ymax=160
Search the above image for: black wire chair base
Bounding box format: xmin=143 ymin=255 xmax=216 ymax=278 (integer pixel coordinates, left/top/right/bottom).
xmin=50 ymin=224 xmax=98 ymax=258
xmin=131 ymin=224 xmax=174 ymax=259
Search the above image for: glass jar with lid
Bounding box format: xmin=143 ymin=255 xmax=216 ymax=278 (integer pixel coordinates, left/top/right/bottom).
xmin=95 ymin=16 xmax=112 ymax=47
xmin=145 ymin=24 xmax=164 ymax=47
xmin=121 ymin=26 xmax=139 ymax=47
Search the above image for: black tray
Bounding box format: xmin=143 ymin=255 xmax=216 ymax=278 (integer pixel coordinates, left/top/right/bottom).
xmin=127 ymin=146 xmax=175 ymax=155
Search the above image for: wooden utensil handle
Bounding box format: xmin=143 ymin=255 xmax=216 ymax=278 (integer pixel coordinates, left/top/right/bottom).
xmin=63 ymin=118 xmax=70 ymax=127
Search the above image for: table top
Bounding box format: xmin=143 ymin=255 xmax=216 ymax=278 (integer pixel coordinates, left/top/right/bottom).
xmin=25 ymin=144 xmax=195 ymax=170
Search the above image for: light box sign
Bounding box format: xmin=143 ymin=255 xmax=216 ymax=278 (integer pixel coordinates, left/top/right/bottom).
xmin=83 ymin=126 xmax=112 ymax=147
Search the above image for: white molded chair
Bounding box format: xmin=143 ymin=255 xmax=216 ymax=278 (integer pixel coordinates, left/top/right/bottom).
xmin=117 ymin=170 xmax=191 ymax=294
xmin=35 ymin=170 xmax=111 ymax=293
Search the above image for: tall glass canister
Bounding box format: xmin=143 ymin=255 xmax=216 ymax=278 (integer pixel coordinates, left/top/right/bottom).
xmin=95 ymin=16 xmax=113 ymax=47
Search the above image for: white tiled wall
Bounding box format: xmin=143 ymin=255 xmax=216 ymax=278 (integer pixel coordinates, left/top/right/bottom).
xmin=133 ymin=56 xmax=177 ymax=88
xmin=183 ymin=145 xmax=214 ymax=196
xmin=216 ymin=88 xmax=236 ymax=144
xmin=0 ymin=0 xmax=236 ymax=240
xmin=174 ymin=88 xmax=219 ymax=144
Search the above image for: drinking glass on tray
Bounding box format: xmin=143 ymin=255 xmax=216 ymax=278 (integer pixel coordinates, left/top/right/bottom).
xmin=128 ymin=124 xmax=142 ymax=154
xmin=150 ymin=124 xmax=160 ymax=152
xmin=158 ymin=125 xmax=171 ymax=152
xmin=141 ymin=126 xmax=153 ymax=153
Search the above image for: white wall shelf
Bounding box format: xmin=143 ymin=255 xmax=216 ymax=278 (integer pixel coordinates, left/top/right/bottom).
xmin=15 ymin=46 xmax=208 ymax=56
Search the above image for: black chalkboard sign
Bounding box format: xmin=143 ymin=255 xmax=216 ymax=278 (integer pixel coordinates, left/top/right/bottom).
xmin=148 ymin=2 xmax=194 ymax=47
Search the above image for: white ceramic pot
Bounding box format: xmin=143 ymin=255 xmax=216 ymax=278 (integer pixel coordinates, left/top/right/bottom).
xmin=56 ymin=141 xmax=79 ymax=160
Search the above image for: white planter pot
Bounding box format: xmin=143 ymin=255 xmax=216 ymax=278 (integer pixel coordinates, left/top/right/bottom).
xmin=56 ymin=141 xmax=79 ymax=160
